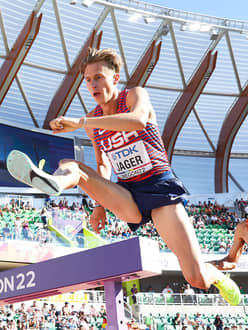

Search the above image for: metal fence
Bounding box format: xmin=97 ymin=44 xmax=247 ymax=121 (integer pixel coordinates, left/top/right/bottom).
xmin=135 ymin=292 xmax=248 ymax=306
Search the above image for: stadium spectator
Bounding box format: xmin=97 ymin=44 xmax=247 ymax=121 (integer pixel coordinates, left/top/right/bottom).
xmin=79 ymin=313 xmax=90 ymax=329
xmin=214 ymin=314 xmax=224 ymax=330
xmin=218 ymin=241 xmax=227 ymax=254
xmin=162 ymin=284 xmax=174 ymax=294
xmin=88 ymin=305 xmax=97 ymax=317
xmin=144 ymin=313 xmax=152 ymax=330
xmin=239 ymin=285 xmax=245 ymax=294
xmin=131 ymin=284 xmax=138 ymax=304
xmin=62 ymin=302 xmax=70 ymax=316
xmin=41 ymin=302 xmax=49 ymax=319
xmin=195 ymin=216 xmax=205 ymax=229
xmin=200 ymin=244 xmax=210 ymax=254
xmin=2 ymin=223 xmax=11 ymax=240
xmin=40 ymin=207 xmax=48 ymax=228
xmin=29 ymin=301 xmax=40 ymax=313
xmin=172 ymin=312 xmax=182 ymax=328
xmin=182 ymin=313 xmax=193 ymax=326
xmin=6 ymin=304 xmax=15 ymax=320
xmin=21 ymin=219 xmax=30 ymax=240
xmin=146 ymin=285 xmax=155 ymax=293
xmin=183 ymin=283 xmax=196 ymax=304
xmin=194 ymin=312 xmax=204 ymax=327
xmin=237 ymin=198 xmax=247 ymax=218
xmin=16 ymin=303 xmax=26 ymax=314
xmin=183 ymin=283 xmax=195 ymax=295
xmin=13 ymin=216 xmax=22 ymax=240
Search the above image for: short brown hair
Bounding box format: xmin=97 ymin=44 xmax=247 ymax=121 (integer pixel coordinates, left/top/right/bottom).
xmin=82 ymin=47 xmax=123 ymax=74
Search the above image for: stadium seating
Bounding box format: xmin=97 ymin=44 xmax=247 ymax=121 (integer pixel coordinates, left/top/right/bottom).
xmin=0 ymin=207 xmax=43 ymax=239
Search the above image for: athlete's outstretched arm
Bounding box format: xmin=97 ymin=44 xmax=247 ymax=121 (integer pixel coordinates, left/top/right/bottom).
xmin=84 ymin=113 xmax=112 ymax=233
xmin=50 ymin=87 xmax=155 ymax=134
xmin=209 ymin=223 xmax=245 ymax=270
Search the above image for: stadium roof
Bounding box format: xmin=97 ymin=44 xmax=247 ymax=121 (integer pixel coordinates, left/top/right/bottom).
xmin=1 ymin=0 xmax=248 ymax=194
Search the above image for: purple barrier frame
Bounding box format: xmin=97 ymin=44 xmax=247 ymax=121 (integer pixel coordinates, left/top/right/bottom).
xmin=0 ymin=237 xmax=161 ymax=329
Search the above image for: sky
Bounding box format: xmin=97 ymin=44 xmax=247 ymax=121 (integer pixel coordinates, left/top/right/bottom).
xmin=147 ymin=0 xmax=248 ymax=21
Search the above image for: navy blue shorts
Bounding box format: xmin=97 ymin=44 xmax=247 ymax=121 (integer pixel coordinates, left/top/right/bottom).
xmin=117 ymin=171 xmax=186 ymax=231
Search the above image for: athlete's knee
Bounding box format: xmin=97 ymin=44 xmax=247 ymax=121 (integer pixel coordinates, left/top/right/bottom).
xmin=58 ymin=159 xmax=82 ymax=172
xmin=115 ymin=205 xmax=142 ymax=224
xmin=54 ymin=159 xmax=82 ymax=181
xmin=122 ymin=215 xmax=142 ymax=224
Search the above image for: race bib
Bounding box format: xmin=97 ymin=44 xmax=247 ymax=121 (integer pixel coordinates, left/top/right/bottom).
xmin=107 ymin=140 xmax=152 ymax=180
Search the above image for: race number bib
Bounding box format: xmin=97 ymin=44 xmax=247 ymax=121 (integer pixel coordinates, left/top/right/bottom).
xmin=107 ymin=140 xmax=152 ymax=179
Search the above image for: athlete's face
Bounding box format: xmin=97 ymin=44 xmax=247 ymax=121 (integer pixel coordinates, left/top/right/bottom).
xmin=84 ymin=61 xmax=120 ymax=105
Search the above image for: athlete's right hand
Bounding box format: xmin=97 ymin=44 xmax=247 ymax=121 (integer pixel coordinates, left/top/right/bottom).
xmin=50 ymin=116 xmax=84 ymax=134
xmin=209 ymin=260 xmax=237 ymax=270
xmin=90 ymin=207 xmax=107 ymax=234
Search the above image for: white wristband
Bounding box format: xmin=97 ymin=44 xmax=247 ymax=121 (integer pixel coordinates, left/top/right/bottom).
xmin=80 ymin=117 xmax=86 ymax=128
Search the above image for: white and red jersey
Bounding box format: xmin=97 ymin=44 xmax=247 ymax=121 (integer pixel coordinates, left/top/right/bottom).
xmin=93 ymin=89 xmax=170 ymax=182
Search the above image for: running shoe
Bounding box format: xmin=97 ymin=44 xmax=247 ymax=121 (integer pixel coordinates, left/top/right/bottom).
xmin=7 ymin=150 xmax=62 ymax=196
xmin=214 ymin=274 xmax=241 ymax=306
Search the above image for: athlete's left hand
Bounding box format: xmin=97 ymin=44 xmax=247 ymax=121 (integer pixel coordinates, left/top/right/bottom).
xmin=90 ymin=207 xmax=107 ymax=234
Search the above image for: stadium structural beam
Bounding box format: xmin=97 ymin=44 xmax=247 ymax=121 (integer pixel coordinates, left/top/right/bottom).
xmin=42 ymin=30 xmax=102 ymax=129
xmin=125 ymin=40 xmax=162 ymax=89
xmin=215 ymin=84 xmax=248 ymax=193
xmin=162 ymin=50 xmax=218 ymax=163
xmin=0 ymin=11 xmax=42 ymax=105
xmin=0 ymin=237 xmax=161 ymax=330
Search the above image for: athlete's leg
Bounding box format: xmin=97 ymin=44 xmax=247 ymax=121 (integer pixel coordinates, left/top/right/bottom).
xmin=151 ymin=203 xmax=241 ymax=305
xmin=55 ymin=159 xmax=142 ymax=224
xmin=152 ymin=203 xmax=219 ymax=288
xmin=7 ymin=151 xmax=142 ymax=224
xmin=151 ymin=203 xmax=241 ymax=306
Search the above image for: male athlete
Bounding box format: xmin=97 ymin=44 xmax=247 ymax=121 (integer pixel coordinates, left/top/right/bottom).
xmin=210 ymin=219 xmax=248 ymax=270
xmin=7 ymin=48 xmax=241 ymax=305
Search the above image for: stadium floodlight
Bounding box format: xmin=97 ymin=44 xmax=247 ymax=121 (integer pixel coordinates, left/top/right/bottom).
xmin=128 ymin=12 xmax=142 ymax=22
xmin=210 ymin=28 xmax=219 ymax=40
xmin=161 ymin=24 xmax=170 ymax=36
xmin=189 ymin=22 xmax=201 ymax=31
xmin=180 ymin=23 xmax=187 ymax=31
xmin=144 ymin=16 xmax=156 ymax=24
xmin=81 ymin=0 xmax=94 ymax=7
xmin=200 ymin=24 xmax=212 ymax=32
xmin=180 ymin=22 xmax=212 ymax=34
xmin=240 ymin=31 xmax=248 ymax=39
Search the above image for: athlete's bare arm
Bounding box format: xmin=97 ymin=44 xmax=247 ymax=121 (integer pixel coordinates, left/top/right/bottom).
xmin=84 ymin=111 xmax=112 ymax=180
xmin=84 ymin=111 xmax=112 ymax=233
xmin=209 ymin=222 xmax=245 ymax=270
xmin=50 ymin=87 xmax=155 ymax=134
